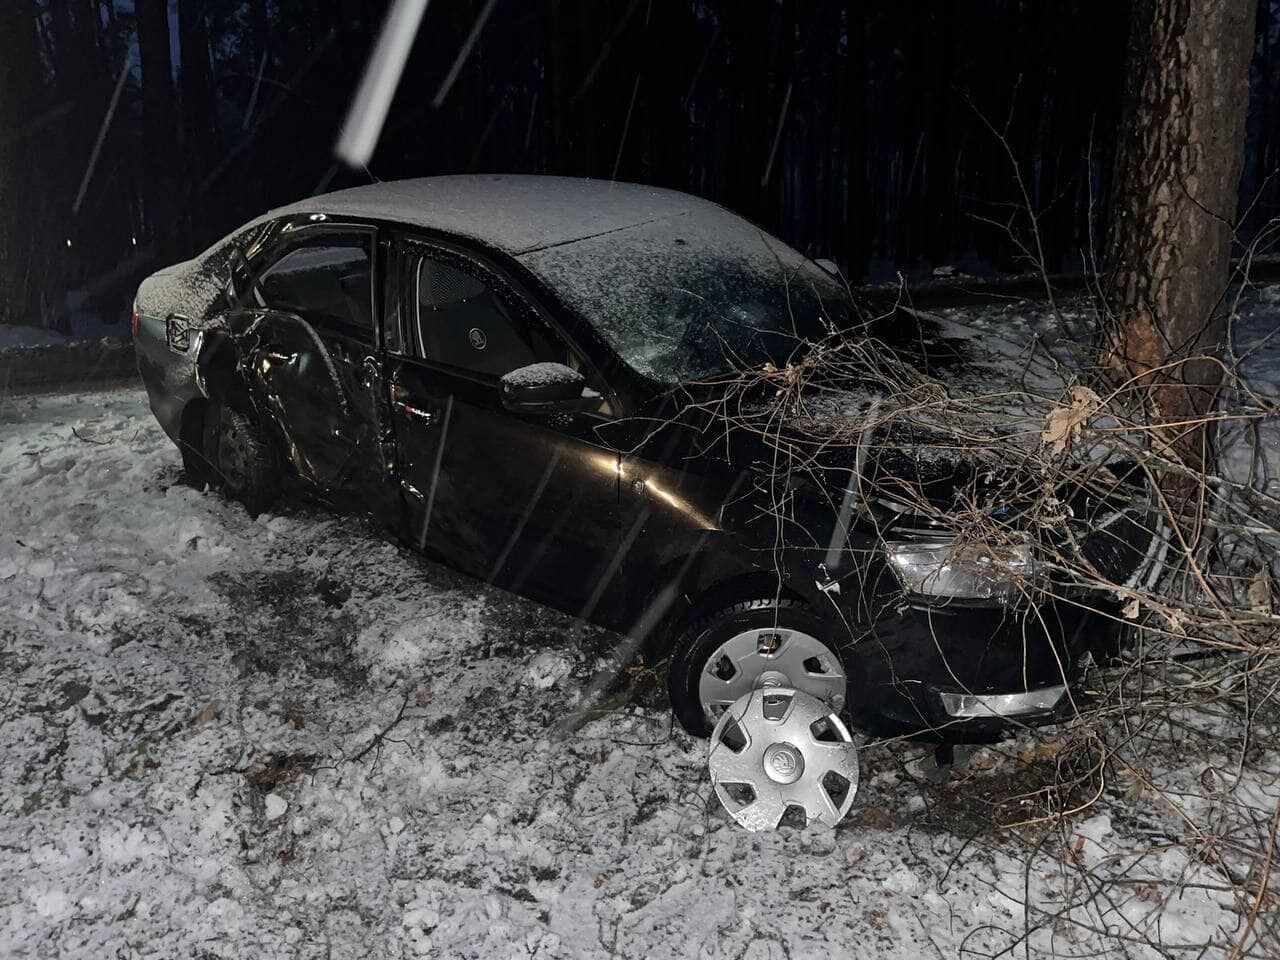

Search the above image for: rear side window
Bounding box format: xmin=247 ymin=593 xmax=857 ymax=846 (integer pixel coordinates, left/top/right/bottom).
xmin=259 ymin=234 xmax=374 ymax=342
xmin=413 ymin=253 xmax=559 ymax=378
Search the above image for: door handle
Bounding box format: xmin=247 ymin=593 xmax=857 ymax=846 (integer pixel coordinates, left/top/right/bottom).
xmin=392 ymin=399 xmax=434 ymax=425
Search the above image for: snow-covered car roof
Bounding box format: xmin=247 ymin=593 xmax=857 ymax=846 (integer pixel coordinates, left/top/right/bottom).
xmin=270 ymin=174 xmax=718 ymax=256
xmin=270 ymin=175 xmax=845 ymax=382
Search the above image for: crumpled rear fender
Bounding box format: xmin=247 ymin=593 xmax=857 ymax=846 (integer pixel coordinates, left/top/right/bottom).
xmin=193 ymin=316 xmax=258 ymax=412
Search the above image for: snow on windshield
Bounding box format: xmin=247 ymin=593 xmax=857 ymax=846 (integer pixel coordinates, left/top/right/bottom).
xmin=519 ymin=211 xmax=847 ymax=383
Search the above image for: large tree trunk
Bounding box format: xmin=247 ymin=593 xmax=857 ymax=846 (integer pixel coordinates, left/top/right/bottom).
xmin=1101 ymin=0 xmax=1256 ymax=474
xmin=136 ymin=0 xmax=180 ymax=257
xmin=0 ymin=0 xmax=52 ymax=328
xmin=178 ymin=0 xmax=219 ymax=226
xmin=842 ymin=4 xmax=869 ymax=281
xmin=248 ymin=0 xmax=269 ymax=69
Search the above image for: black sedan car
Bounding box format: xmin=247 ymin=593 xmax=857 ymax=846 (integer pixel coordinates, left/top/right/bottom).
xmin=134 ymin=175 xmax=1158 ymax=740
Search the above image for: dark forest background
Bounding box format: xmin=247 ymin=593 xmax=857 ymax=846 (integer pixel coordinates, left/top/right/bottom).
xmin=1 ymin=0 xmax=1278 ymax=332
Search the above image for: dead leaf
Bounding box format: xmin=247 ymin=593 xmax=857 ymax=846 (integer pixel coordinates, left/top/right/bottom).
xmin=1042 ymin=385 xmax=1102 ymax=455
xmin=1164 ymin=608 xmax=1187 ymax=635
xmin=1121 ymin=597 xmax=1140 ymax=620
xmin=193 ymin=702 xmax=219 ymax=730
xmin=244 ymin=753 xmax=316 ymax=792
xmin=1071 ymin=385 xmax=1101 ymax=406
xmin=854 ymin=805 xmax=894 ymax=829
xmin=1065 ymin=835 xmax=1086 ymax=864
xmin=1247 ymin=567 xmax=1272 ymax=615
xmin=967 ymin=749 xmax=998 ymax=772
xmin=1019 ymin=740 xmax=1065 ymax=765
xmin=1123 ymin=777 xmax=1144 ymax=804
xmin=593 ymin=873 xmax=608 ymax=888
xmin=1138 ymin=885 xmax=1162 ymax=903
xmin=282 ymin=699 xmax=305 ymax=729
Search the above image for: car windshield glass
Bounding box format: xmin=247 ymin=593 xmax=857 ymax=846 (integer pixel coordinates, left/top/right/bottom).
xmin=518 ymin=212 xmax=848 ymax=383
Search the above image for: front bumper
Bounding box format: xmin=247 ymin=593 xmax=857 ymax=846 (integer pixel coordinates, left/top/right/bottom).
xmin=840 ymin=596 xmax=1112 ymax=740
xmin=938 ymin=684 xmax=1067 ymax=719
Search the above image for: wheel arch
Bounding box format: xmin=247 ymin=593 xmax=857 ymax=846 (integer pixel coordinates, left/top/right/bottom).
xmin=638 ymin=546 xmax=814 ymax=663
xmin=177 ymin=396 xmax=214 ymax=485
xmin=195 ymin=329 xmax=254 ymax=412
xmin=179 ymin=327 xmax=273 ymax=485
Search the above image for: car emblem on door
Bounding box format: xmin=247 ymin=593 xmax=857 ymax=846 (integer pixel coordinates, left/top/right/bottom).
xmin=468 ymin=327 xmax=487 ymax=350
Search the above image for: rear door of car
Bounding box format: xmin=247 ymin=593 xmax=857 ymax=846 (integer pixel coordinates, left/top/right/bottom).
xmin=385 ymin=234 xmax=624 ymax=619
xmin=243 ymin=220 xmax=398 ymax=524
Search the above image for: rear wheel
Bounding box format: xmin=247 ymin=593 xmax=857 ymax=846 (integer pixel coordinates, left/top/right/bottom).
xmin=203 ymin=402 xmax=281 ymax=517
xmin=667 ymin=598 xmax=851 ymax=737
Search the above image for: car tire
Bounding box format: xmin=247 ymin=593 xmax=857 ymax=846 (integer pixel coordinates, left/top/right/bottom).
xmin=203 ymin=402 xmax=281 ymax=517
xmin=667 ymin=598 xmax=855 ymax=737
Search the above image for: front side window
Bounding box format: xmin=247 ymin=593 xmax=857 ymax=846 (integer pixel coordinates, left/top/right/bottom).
xmin=259 ymin=233 xmax=374 ymax=342
xmin=413 ymin=253 xmax=559 ymax=378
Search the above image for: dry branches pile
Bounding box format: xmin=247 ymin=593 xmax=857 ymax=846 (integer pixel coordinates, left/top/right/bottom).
xmin=677 ymin=267 xmax=1280 ymax=955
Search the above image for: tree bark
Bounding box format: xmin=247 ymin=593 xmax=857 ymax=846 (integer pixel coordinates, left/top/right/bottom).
xmin=842 ymin=3 xmax=869 ymax=281
xmin=178 ymin=0 xmax=219 ymax=220
xmin=136 ymin=0 xmax=180 ymax=255
xmin=0 ymin=0 xmax=52 ymax=327
xmin=1101 ymin=0 xmax=1256 ymax=473
xmin=246 ymin=0 xmax=270 ymax=78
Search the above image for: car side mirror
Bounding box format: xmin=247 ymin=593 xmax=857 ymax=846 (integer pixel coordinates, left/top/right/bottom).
xmin=500 ymin=362 xmax=603 ymax=414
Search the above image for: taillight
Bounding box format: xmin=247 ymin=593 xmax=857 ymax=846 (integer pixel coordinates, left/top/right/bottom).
xmin=131 ymin=303 xmax=140 ymax=338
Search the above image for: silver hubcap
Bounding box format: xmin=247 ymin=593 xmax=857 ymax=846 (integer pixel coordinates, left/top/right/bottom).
xmin=698 ymin=627 xmax=847 ymax=724
xmin=708 ymin=688 xmax=860 ymax=831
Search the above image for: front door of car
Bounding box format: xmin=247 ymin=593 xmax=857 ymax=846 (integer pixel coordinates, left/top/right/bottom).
xmin=243 ymin=224 xmax=398 ymax=525
xmin=386 ymin=237 xmax=623 ymax=620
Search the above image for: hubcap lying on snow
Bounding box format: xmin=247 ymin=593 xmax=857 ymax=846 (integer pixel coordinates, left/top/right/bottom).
xmin=708 ymin=688 xmax=859 ymax=831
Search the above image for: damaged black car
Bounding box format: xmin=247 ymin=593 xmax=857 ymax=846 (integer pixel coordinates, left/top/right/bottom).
xmin=134 ymin=175 xmax=1162 ymax=752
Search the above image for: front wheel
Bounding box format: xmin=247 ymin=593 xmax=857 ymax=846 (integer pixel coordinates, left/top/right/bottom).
xmin=202 ymin=402 xmax=281 ymax=517
xmin=667 ymin=598 xmax=852 ymax=737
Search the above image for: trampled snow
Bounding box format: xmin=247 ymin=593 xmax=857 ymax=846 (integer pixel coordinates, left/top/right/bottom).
xmin=2 ymin=306 xmax=1278 ymax=956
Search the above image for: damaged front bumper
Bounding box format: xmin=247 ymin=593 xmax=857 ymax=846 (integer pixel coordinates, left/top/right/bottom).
xmin=842 ymin=591 xmax=1106 ymax=739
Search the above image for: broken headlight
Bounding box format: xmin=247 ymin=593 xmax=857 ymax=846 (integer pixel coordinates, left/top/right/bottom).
xmin=885 ymin=537 xmax=1037 ymax=602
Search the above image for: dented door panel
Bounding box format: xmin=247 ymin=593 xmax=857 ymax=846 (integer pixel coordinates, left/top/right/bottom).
xmin=233 ymin=223 xmax=400 ymax=526
xmin=248 ymin=311 xmax=354 ymax=486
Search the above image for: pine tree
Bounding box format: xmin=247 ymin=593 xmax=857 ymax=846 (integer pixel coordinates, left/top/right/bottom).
xmin=1102 ymin=0 xmax=1258 ymax=473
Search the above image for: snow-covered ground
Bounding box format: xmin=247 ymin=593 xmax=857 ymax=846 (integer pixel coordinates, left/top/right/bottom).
xmin=2 ymin=321 xmax=1278 ymax=956
xmin=927 ymin=284 xmax=1280 ymax=501
xmin=0 ymin=326 xmax=79 ymax=350
xmin=0 ymin=304 xmax=128 ymax=351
